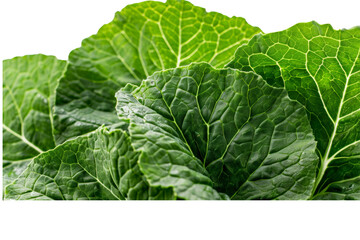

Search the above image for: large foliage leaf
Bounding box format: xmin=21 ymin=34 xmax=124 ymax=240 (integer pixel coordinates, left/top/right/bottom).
xmin=5 ymin=127 xmax=176 ymax=200
xmin=54 ymin=0 xmax=261 ymax=143
xmin=116 ymin=63 xmax=318 ymax=199
xmin=3 ymin=55 xmax=67 ymax=187
xmin=227 ymin=22 xmax=360 ymax=199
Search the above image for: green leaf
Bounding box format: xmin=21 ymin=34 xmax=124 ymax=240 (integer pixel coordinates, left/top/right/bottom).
xmin=3 ymin=55 xmax=67 ymax=187
xmin=227 ymin=22 xmax=360 ymax=198
xmin=116 ymin=63 xmax=318 ymax=199
xmin=312 ymin=176 xmax=360 ymax=200
xmin=5 ymin=127 xmax=175 ymax=200
xmin=54 ymin=0 xmax=261 ymax=143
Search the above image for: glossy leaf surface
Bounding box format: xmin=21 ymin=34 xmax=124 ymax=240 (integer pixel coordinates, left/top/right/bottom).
xmin=54 ymin=0 xmax=261 ymax=143
xmin=5 ymin=127 xmax=175 ymax=200
xmin=116 ymin=63 xmax=318 ymax=199
xmin=228 ymin=22 xmax=360 ymax=198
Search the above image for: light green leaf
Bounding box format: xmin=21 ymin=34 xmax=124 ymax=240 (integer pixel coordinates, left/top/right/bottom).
xmin=116 ymin=63 xmax=318 ymax=199
xmin=227 ymin=22 xmax=360 ymax=198
xmin=5 ymin=127 xmax=175 ymax=200
xmin=3 ymin=55 xmax=67 ymax=187
xmin=54 ymin=0 xmax=261 ymax=143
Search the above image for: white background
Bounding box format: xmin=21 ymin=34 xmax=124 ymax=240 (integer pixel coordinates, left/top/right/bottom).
xmin=1 ymin=0 xmax=360 ymax=60
xmin=1 ymin=0 xmax=360 ymax=239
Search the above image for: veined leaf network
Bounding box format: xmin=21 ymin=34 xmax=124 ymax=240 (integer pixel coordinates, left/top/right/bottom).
xmin=3 ymin=0 xmax=360 ymax=200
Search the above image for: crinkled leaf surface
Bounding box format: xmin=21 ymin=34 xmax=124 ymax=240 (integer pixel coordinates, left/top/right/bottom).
xmin=3 ymin=55 xmax=67 ymax=187
xmin=116 ymin=87 xmax=226 ymax=200
xmin=54 ymin=0 xmax=261 ymax=143
xmin=5 ymin=127 xmax=175 ymax=200
xmin=116 ymin=63 xmax=318 ymax=199
xmin=227 ymin=22 xmax=360 ymax=199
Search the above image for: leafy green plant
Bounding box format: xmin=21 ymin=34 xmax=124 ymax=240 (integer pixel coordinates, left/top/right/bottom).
xmin=54 ymin=0 xmax=261 ymax=144
xmin=5 ymin=63 xmax=318 ymax=200
xmin=3 ymin=1 xmax=359 ymax=200
xmin=228 ymin=22 xmax=360 ymax=199
xmin=3 ymin=0 xmax=261 ymax=191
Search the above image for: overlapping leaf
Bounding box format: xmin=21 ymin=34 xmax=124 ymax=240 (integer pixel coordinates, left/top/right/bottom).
xmin=7 ymin=63 xmax=318 ymax=200
xmin=3 ymin=55 xmax=67 ymax=187
xmin=5 ymin=127 xmax=176 ymax=200
xmin=227 ymin=22 xmax=360 ymax=198
xmin=54 ymin=0 xmax=261 ymax=143
xmin=4 ymin=1 xmax=359 ymax=200
xmin=116 ymin=63 xmax=318 ymax=199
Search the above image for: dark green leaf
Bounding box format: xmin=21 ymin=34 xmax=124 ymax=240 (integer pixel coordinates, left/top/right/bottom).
xmin=116 ymin=63 xmax=318 ymax=199
xmin=5 ymin=127 xmax=175 ymax=200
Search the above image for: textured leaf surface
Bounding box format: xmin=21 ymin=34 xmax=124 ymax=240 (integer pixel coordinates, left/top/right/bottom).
xmin=116 ymin=63 xmax=318 ymax=199
xmin=3 ymin=55 xmax=67 ymax=187
xmin=228 ymin=22 xmax=360 ymax=198
xmin=116 ymin=87 xmax=225 ymax=200
xmin=5 ymin=127 xmax=175 ymax=200
xmin=54 ymin=0 xmax=261 ymax=143
xmin=312 ymin=176 xmax=360 ymax=200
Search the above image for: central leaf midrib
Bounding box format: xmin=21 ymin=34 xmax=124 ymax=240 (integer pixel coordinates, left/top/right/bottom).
xmin=312 ymin=47 xmax=360 ymax=195
xmin=176 ymin=3 xmax=183 ymax=67
xmin=153 ymin=84 xmax=196 ymax=158
xmin=195 ymin=69 xmax=210 ymax=166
